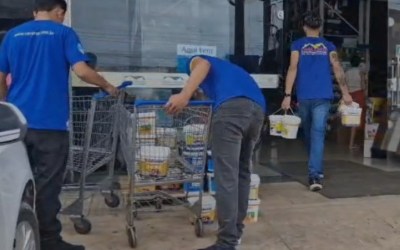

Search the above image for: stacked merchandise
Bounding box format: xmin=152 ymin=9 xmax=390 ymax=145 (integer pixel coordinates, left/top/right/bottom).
xmin=206 ymin=152 xmax=261 ymax=224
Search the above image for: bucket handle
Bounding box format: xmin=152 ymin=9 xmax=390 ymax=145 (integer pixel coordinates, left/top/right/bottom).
xmin=284 ymin=108 xmax=295 ymax=116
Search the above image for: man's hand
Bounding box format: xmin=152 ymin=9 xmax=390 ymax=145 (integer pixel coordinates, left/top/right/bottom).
xmin=104 ymin=84 xmax=119 ymax=97
xmin=342 ymin=93 xmax=353 ymax=106
xmin=281 ymin=96 xmax=291 ymax=110
xmin=165 ymin=93 xmax=190 ymax=115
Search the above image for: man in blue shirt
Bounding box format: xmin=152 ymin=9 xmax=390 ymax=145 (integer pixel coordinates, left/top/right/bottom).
xmin=167 ymin=55 xmax=266 ymax=250
xmin=0 ymin=1 xmax=117 ymax=249
xmin=281 ymin=12 xmax=352 ymax=192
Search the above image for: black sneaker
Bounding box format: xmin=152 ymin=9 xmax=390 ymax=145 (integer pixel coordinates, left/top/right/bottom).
xmin=198 ymin=244 xmax=236 ymax=250
xmin=309 ymin=178 xmax=323 ymax=192
xmin=41 ymin=239 xmax=85 ymax=250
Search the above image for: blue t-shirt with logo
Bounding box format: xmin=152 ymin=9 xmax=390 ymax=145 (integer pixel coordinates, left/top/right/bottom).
xmin=291 ymin=37 xmax=336 ymax=101
xmin=186 ymin=55 xmax=266 ymax=112
xmin=0 ymin=20 xmax=88 ymax=131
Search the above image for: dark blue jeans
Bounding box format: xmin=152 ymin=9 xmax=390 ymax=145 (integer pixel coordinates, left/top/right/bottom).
xmin=298 ymin=99 xmax=331 ymax=180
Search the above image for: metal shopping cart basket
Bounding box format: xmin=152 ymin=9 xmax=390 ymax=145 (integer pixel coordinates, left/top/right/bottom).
xmin=118 ymin=100 xmax=213 ymax=248
xmin=61 ymin=81 xmax=132 ymax=234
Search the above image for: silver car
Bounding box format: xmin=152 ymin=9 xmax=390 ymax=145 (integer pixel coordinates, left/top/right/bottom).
xmin=0 ymin=102 xmax=40 ymax=250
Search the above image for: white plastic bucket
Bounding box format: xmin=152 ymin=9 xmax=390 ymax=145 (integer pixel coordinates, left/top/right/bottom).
xmin=138 ymin=146 xmax=171 ymax=177
xmin=249 ymin=174 xmax=260 ymax=200
xmin=156 ymin=127 xmax=177 ymax=147
xmin=245 ymin=199 xmax=261 ymax=224
xmin=282 ymin=114 xmax=301 ymax=139
xmin=137 ymin=112 xmax=156 ymax=138
xmin=188 ymin=195 xmax=216 ymax=224
xmin=339 ymin=102 xmax=362 ymax=127
xmin=268 ymin=114 xmax=284 ymax=136
xmin=183 ymin=124 xmax=207 ymax=146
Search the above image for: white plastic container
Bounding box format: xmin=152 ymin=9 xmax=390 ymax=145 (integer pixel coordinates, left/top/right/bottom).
xmin=188 ymin=195 xmax=216 ymax=224
xmin=156 ymin=127 xmax=177 ymax=147
xmin=137 ymin=112 xmax=156 ymax=138
xmin=282 ymin=115 xmax=301 ymax=139
xmin=183 ymin=124 xmax=207 ymax=146
xmin=339 ymin=102 xmax=362 ymax=127
xmin=138 ymin=146 xmax=170 ymax=177
xmin=268 ymin=114 xmax=283 ymax=136
xmin=244 ymin=199 xmax=261 ymax=224
xmin=249 ymin=174 xmax=260 ymax=200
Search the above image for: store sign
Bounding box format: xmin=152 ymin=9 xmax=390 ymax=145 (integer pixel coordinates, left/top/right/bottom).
xmin=177 ymin=44 xmax=217 ymax=57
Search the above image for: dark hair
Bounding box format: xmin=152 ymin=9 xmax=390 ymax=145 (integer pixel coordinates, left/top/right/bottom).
xmin=302 ymin=11 xmax=322 ymax=29
xmin=350 ymin=55 xmax=361 ymax=67
xmin=34 ymin=0 xmax=67 ymax=12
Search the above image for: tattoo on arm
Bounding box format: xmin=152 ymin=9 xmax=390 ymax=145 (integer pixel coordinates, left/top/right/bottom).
xmin=331 ymin=52 xmax=349 ymax=89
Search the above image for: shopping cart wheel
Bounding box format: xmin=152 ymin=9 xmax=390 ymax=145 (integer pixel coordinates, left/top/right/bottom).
xmin=104 ymin=193 xmax=120 ymax=208
xmin=195 ymin=218 xmax=204 ymax=237
xmin=73 ymin=217 xmax=92 ymax=235
xmin=126 ymin=226 xmax=137 ymax=248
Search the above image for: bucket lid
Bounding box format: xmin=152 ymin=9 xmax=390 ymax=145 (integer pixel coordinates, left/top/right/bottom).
xmin=248 ymin=199 xmax=261 ymax=205
xmin=138 ymin=112 xmax=156 ymax=118
xmin=139 ymin=146 xmax=170 ymax=159
xmin=183 ymin=124 xmax=206 ymax=133
xmin=188 ymin=194 xmax=216 ymax=206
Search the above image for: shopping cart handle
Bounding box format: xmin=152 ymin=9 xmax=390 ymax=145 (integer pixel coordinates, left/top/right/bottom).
xmin=135 ymin=100 xmax=214 ymax=107
xmin=93 ymin=81 xmax=133 ymax=99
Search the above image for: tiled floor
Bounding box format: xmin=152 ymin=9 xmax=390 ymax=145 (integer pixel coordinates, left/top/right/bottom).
xmin=62 ymin=138 xmax=400 ymax=250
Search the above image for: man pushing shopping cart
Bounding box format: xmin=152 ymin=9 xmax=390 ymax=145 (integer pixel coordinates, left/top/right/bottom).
xmin=166 ymin=55 xmax=266 ymax=250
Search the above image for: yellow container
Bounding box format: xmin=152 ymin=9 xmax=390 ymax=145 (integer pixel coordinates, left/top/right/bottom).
xmin=139 ymin=160 xmax=169 ymax=177
xmin=134 ymin=185 xmax=156 ymax=193
xmin=138 ymin=146 xmax=171 ymax=177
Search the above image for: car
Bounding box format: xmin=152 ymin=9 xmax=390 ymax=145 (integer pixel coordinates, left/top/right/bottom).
xmin=0 ymin=101 xmax=40 ymax=250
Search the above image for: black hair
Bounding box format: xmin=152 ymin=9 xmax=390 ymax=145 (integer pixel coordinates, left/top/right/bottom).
xmin=302 ymin=11 xmax=322 ymax=29
xmin=34 ymin=0 xmax=67 ymax=12
xmin=350 ymin=55 xmax=361 ymax=67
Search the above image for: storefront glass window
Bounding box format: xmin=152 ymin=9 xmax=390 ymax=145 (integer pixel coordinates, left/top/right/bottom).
xmin=70 ymin=0 xmax=283 ymax=74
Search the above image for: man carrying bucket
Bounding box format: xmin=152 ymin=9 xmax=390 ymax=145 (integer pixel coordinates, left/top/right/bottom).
xmin=281 ymin=12 xmax=352 ymax=192
xmin=166 ymin=56 xmax=265 ymax=250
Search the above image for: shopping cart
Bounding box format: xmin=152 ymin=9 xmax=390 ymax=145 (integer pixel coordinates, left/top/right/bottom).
xmin=61 ymin=81 xmax=132 ymax=234
xmin=118 ymin=100 xmax=213 ymax=248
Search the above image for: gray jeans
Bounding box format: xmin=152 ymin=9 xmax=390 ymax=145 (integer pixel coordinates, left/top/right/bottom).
xmin=211 ymin=98 xmax=264 ymax=248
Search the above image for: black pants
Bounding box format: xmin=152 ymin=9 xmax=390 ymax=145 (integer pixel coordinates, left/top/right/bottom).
xmin=25 ymin=129 xmax=69 ymax=242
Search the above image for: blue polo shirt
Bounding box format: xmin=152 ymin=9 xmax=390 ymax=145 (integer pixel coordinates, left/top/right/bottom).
xmin=0 ymin=20 xmax=88 ymax=131
xmin=186 ymin=55 xmax=266 ymax=112
xmin=291 ymin=37 xmax=336 ymax=101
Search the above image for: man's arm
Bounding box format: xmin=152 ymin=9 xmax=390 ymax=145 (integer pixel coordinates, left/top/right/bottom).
xmin=166 ymin=57 xmax=210 ymax=114
xmin=330 ymin=52 xmax=351 ymax=95
xmin=285 ymin=51 xmax=299 ymax=95
xmin=72 ymin=62 xmax=117 ymax=95
xmin=0 ymin=72 xmax=7 ymax=101
xmin=281 ymin=51 xmax=299 ymax=109
xmin=180 ymin=57 xmax=211 ymax=99
xmin=330 ymin=51 xmax=352 ymax=105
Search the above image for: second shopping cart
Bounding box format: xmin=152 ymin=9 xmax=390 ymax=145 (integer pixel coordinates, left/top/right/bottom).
xmin=118 ymin=100 xmax=213 ymax=248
